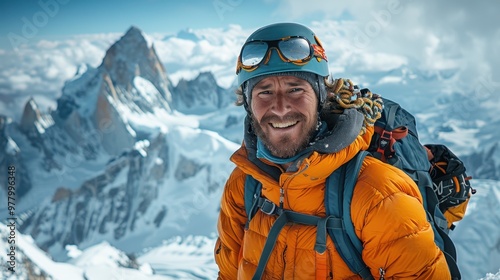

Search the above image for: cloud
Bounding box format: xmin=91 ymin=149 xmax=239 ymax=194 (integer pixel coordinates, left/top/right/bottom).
xmin=154 ymin=37 xmax=197 ymax=64
xmin=167 ymin=69 xmax=202 ymax=86
xmin=377 ymin=76 xmax=404 ymax=85
xmin=155 ymin=25 xmax=249 ymax=87
xmin=1 ymin=2 xmax=498 ymax=120
xmin=0 ymin=33 xmax=120 ymax=120
xmin=8 ymin=73 xmax=32 ymax=91
xmin=384 ymin=1 xmax=500 ymax=94
xmin=0 ymin=27 xmax=248 ymax=120
xmin=342 ymin=51 xmax=408 ymax=73
xmin=273 ymin=0 xmax=500 ymax=95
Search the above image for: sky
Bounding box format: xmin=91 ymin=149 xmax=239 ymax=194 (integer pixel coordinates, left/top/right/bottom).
xmin=1 ymin=0 xmax=499 ymax=120
xmin=0 ymin=0 xmax=317 ymax=48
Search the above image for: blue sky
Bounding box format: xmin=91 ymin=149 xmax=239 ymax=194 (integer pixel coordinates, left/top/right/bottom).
xmin=0 ymin=0 xmax=332 ymax=49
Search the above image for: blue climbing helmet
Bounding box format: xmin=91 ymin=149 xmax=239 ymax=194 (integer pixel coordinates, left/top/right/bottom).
xmin=236 ymin=22 xmax=330 ymax=107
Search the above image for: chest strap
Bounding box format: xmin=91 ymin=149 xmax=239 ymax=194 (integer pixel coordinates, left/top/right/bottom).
xmin=252 ymin=199 xmax=342 ymax=280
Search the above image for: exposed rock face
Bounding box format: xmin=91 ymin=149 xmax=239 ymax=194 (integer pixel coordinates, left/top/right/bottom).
xmin=100 ymin=26 xmax=172 ymax=112
xmin=22 ymin=135 xmax=165 ymax=253
xmin=92 ymin=89 xmax=135 ymax=156
xmin=172 ymin=71 xmax=235 ymax=113
xmin=0 ymin=115 xmax=32 ymax=198
xmin=20 ymin=125 xmax=236 ymax=259
xmin=55 ymin=26 xmax=174 ymax=156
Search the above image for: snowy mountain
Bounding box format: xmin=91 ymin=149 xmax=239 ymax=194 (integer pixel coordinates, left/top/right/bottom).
xmin=171 ymin=71 xmax=235 ymax=114
xmin=0 ymin=224 xmax=218 ymax=279
xmin=415 ymin=91 xmax=500 ymax=180
xmin=353 ymin=64 xmax=500 ymax=181
xmin=1 ymin=27 xmax=240 ymax=262
xmin=0 ymin=116 xmax=32 ymax=199
xmin=0 ymin=26 xmax=176 ymax=214
xmin=450 ymin=180 xmax=500 ymax=280
xmin=20 ymin=124 xmax=237 ymax=260
xmin=0 ymin=25 xmax=499 ymax=279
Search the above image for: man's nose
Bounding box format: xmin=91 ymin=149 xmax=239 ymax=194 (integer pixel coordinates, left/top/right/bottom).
xmin=271 ymin=93 xmax=290 ymax=115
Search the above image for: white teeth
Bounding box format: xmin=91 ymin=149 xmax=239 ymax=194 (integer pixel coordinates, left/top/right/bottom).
xmin=271 ymin=121 xmax=297 ymax=128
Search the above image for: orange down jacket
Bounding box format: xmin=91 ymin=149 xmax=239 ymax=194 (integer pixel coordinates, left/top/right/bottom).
xmin=215 ymin=126 xmax=451 ymax=279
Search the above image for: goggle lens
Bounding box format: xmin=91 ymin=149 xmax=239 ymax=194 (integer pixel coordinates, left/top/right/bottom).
xmin=240 ymin=37 xmax=312 ymax=68
xmin=241 ymin=42 xmax=268 ymax=66
xmin=237 ymin=36 xmax=327 ymax=74
xmin=278 ymin=37 xmax=311 ymax=61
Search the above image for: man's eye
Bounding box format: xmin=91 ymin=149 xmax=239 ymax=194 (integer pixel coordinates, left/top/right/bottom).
xmin=258 ymin=91 xmax=271 ymax=95
xmin=290 ymin=88 xmax=303 ymax=93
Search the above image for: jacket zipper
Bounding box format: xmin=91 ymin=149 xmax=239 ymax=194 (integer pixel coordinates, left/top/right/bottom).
xmin=379 ymin=267 xmax=386 ymax=280
xmin=278 ymin=162 xmax=309 ymax=278
xmin=280 ymin=162 xmax=310 ymax=209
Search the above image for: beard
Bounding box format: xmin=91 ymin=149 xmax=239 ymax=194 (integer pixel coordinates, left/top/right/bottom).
xmin=251 ymin=112 xmax=318 ymax=159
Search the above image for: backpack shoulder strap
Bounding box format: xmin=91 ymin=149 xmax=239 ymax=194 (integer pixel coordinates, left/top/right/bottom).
xmin=244 ymin=175 xmax=262 ymax=229
xmin=384 ymin=102 xmax=400 ymax=130
xmin=325 ymin=151 xmax=374 ymax=280
xmin=244 ymin=152 xmax=374 ymax=279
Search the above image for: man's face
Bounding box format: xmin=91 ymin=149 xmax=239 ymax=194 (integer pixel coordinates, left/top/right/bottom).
xmin=250 ymin=75 xmax=318 ymax=158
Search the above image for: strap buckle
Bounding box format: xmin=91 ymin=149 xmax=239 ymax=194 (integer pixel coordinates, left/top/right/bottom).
xmin=259 ymin=199 xmax=277 ymax=215
xmin=377 ymin=130 xmax=392 ymax=155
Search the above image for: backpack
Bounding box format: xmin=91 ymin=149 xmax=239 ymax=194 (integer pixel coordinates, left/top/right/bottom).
xmin=244 ymin=95 xmax=474 ymax=280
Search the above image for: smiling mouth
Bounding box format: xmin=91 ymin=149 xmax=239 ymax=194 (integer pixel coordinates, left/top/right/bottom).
xmin=270 ymin=121 xmax=298 ymax=128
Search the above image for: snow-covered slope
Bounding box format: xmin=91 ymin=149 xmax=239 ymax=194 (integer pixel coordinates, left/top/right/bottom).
xmin=138 ymin=235 xmax=218 ymax=279
xmin=0 ymin=223 xmax=183 ymax=280
xmin=1 ymin=222 xmax=83 ymax=280
xmin=21 ymin=125 xmax=238 ymax=260
xmin=451 ymin=179 xmax=500 ymax=280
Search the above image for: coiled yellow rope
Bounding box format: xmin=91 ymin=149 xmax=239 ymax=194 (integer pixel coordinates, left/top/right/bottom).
xmin=329 ymin=78 xmax=384 ymax=135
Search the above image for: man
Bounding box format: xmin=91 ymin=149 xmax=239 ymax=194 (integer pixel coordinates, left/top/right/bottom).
xmin=215 ymin=22 xmax=450 ymax=279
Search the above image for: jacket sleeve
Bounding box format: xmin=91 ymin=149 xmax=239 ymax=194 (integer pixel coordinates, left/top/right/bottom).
xmin=214 ymin=168 xmax=248 ymax=279
xmin=352 ymin=160 xmax=451 ymax=279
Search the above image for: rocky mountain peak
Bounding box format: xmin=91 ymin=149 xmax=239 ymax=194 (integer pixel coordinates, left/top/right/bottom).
xmin=172 ymin=71 xmax=234 ymax=113
xmin=97 ymin=26 xmax=172 ymax=112
xmin=19 ymin=98 xmax=54 ymax=134
xmin=20 ymin=98 xmax=41 ymax=129
xmin=123 ymin=26 xmax=145 ymax=42
xmin=105 ymin=25 xmax=150 ymax=60
xmin=101 ymin=26 xmax=165 ymax=86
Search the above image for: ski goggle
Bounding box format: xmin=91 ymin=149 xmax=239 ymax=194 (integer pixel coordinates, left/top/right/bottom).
xmin=236 ymin=36 xmax=328 ymax=74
